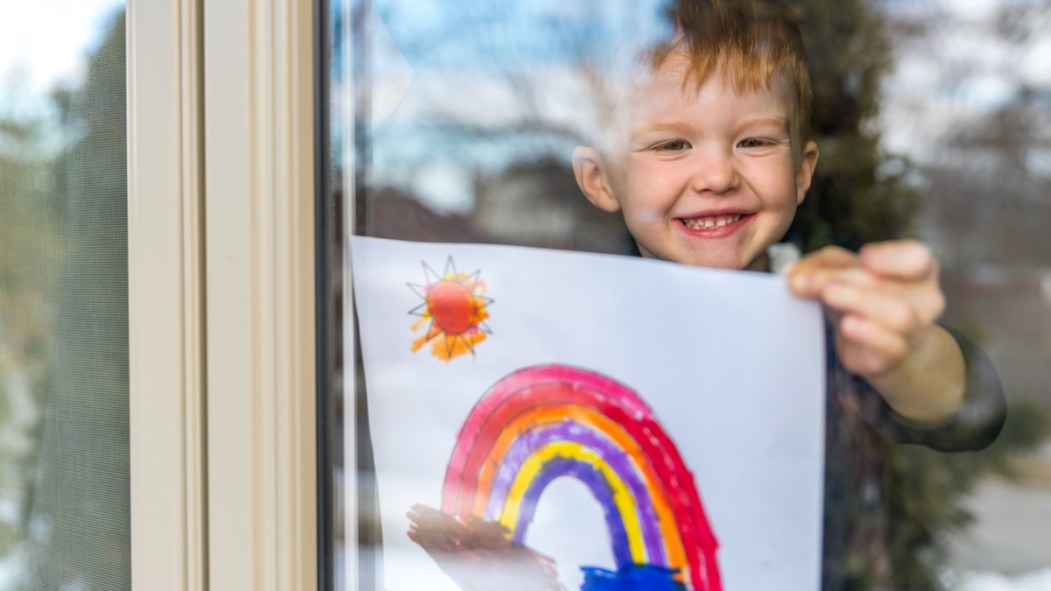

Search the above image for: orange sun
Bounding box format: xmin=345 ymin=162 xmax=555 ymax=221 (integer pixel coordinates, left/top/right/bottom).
xmin=409 ymin=257 xmax=493 ymax=361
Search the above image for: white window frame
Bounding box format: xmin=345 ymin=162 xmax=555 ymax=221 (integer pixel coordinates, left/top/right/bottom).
xmin=128 ymin=0 xmax=318 ymax=588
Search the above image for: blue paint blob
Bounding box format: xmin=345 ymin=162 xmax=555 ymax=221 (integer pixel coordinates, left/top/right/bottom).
xmin=580 ymin=564 xmax=687 ymax=591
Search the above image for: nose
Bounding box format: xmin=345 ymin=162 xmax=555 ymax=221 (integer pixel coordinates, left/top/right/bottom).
xmin=690 ymin=146 xmax=738 ymax=194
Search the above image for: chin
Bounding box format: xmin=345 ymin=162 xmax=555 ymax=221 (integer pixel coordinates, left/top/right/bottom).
xmin=638 ymin=243 xmax=751 ymax=270
xmin=687 ymin=248 xmax=754 ymax=270
xmin=698 ymin=260 xmax=745 ymax=270
xmin=676 ymin=254 xmax=746 ymax=270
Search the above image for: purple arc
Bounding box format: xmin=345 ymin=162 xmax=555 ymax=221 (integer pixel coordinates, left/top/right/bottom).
xmin=486 ymin=420 xmax=667 ymax=567
xmin=510 ymin=457 xmax=636 ymax=569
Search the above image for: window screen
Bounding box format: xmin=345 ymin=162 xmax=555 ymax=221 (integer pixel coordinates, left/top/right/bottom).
xmin=0 ymin=4 xmax=128 ymax=590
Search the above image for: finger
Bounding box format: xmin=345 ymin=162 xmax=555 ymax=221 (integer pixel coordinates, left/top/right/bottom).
xmin=786 ymin=246 xmax=857 ymax=295
xmin=789 ymin=245 xmax=857 ymax=273
xmin=821 ymin=281 xmax=920 ymax=334
xmin=837 ymin=314 xmax=909 ymax=376
xmin=825 ymin=279 xmax=946 ymax=333
xmin=837 ymin=340 xmax=899 ymax=378
xmin=858 ymin=240 xmax=936 ymax=281
xmin=790 ymin=264 xmax=876 ymax=298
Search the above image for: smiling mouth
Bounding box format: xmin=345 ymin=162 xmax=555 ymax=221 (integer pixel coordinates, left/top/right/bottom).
xmin=679 ymin=213 xmax=748 ymax=230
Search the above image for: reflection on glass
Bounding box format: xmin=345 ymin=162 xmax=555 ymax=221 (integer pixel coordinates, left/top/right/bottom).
xmin=0 ymin=3 xmax=128 ymax=590
xmin=329 ymin=0 xmax=1051 ymax=590
xmin=349 ymin=0 xmax=658 ymax=254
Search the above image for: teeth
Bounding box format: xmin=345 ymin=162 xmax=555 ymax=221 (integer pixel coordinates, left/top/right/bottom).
xmin=683 ymin=214 xmax=742 ymax=230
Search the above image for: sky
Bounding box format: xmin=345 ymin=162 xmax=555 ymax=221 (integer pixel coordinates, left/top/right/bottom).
xmin=0 ymin=0 xmax=123 ymax=99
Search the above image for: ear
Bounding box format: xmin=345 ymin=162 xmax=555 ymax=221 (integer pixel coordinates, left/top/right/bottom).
xmin=572 ymin=146 xmax=622 ymax=213
xmin=795 ymin=140 xmax=820 ymax=205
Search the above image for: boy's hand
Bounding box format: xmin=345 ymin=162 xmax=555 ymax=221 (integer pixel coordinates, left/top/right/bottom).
xmin=786 ymin=240 xmax=965 ymax=423
xmin=787 ymin=240 xmax=942 ymax=377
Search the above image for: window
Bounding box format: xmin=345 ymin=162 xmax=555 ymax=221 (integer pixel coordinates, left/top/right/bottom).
xmin=324 ymin=1 xmax=1051 ymax=590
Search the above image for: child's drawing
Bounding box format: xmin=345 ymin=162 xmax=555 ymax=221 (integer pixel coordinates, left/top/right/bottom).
xmin=351 ymin=236 xmax=826 ymax=591
xmin=428 ymin=364 xmax=721 ymax=591
xmin=408 ymin=256 xmax=492 ymax=361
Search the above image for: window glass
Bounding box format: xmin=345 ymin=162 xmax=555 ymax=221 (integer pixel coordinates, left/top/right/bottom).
xmin=0 ymin=3 xmax=128 ymax=589
xmin=324 ymin=1 xmax=1051 ymax=590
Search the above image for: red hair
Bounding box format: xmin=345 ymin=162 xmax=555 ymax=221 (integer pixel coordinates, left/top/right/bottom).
xmin=650 ymin=0 xmax=812 ymax=156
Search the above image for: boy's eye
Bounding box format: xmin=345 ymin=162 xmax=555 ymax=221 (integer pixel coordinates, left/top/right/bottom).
xmin=654 ymin=140 xmax=691 ymax=152
xmin=738 ymin=137 xmax=772 ymax=148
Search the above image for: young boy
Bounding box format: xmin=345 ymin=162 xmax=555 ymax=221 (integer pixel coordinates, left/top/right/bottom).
xmin=570 ymin=0 xmax=1004 ymax=586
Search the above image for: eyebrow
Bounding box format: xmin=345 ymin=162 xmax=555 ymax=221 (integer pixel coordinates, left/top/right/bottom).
xmin=631 ymin=116 xmax=789 ymax=142
xmin=735 ymin=116 xmax=790 ymax=131
xmin=629 ymin=121 xmax=695 ymax=145
xmin=633 ymin=121 xmax=694 ymax=136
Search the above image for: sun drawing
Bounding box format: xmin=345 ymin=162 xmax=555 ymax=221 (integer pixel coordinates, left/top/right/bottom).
xmin=408 ymin=257 xmax=493 ymax=361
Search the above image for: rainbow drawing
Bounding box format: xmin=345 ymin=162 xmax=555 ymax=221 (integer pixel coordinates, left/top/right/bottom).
xmin=441 ymin=364 xmax=722 ymax=591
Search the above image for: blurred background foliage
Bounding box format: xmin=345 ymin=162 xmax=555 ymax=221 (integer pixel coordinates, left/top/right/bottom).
xmin=0 ymin=92 xmax=63 ymax=567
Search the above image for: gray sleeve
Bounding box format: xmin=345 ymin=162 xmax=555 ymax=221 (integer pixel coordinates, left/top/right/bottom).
xmin=854 ymin=326 xmax=1006 ymax=452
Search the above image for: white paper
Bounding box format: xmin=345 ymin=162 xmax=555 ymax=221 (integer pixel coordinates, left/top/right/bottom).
xmin=350 ymin=236 xmax=825 ymax=591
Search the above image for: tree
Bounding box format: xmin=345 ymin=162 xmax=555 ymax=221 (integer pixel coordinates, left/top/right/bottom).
xmin=0 ymin=85 xmax=65 ymax=570
xmin=788 ymin=0 xmax=919 ymax=251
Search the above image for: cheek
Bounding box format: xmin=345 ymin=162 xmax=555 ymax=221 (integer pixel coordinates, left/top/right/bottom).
xmin=626 ymin=163 xmax=683 ymax=205
xmin=747 ymin=162 xmax=800 ymax=206
xmin=623 ymin=206 xmax=664 ymax=228
xmin=618 ymin=172 xmax=665 ymax=219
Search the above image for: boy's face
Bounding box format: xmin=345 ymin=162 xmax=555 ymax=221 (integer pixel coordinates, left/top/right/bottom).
xmin=575 ymin=54 xmax=818 ymax=270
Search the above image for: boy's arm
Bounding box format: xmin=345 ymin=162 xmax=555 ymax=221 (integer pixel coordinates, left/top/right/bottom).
xmin=855 ymin=325 xmax=1006 ymax=451
xmin=787 ymin=241 xmax=966 ymax=424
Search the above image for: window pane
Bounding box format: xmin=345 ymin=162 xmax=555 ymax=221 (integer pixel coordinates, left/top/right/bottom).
xmin=0 ymin=3 xmax=128 ymax=590
xmin=324 ymin=1 xmax=1051 ymax=590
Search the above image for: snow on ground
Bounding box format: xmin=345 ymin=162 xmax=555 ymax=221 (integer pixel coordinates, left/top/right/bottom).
xmin=952 ymin=568 xmax=1051 ymax=591
xmin=948 ymin=444 xmax=1051 ymax=591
